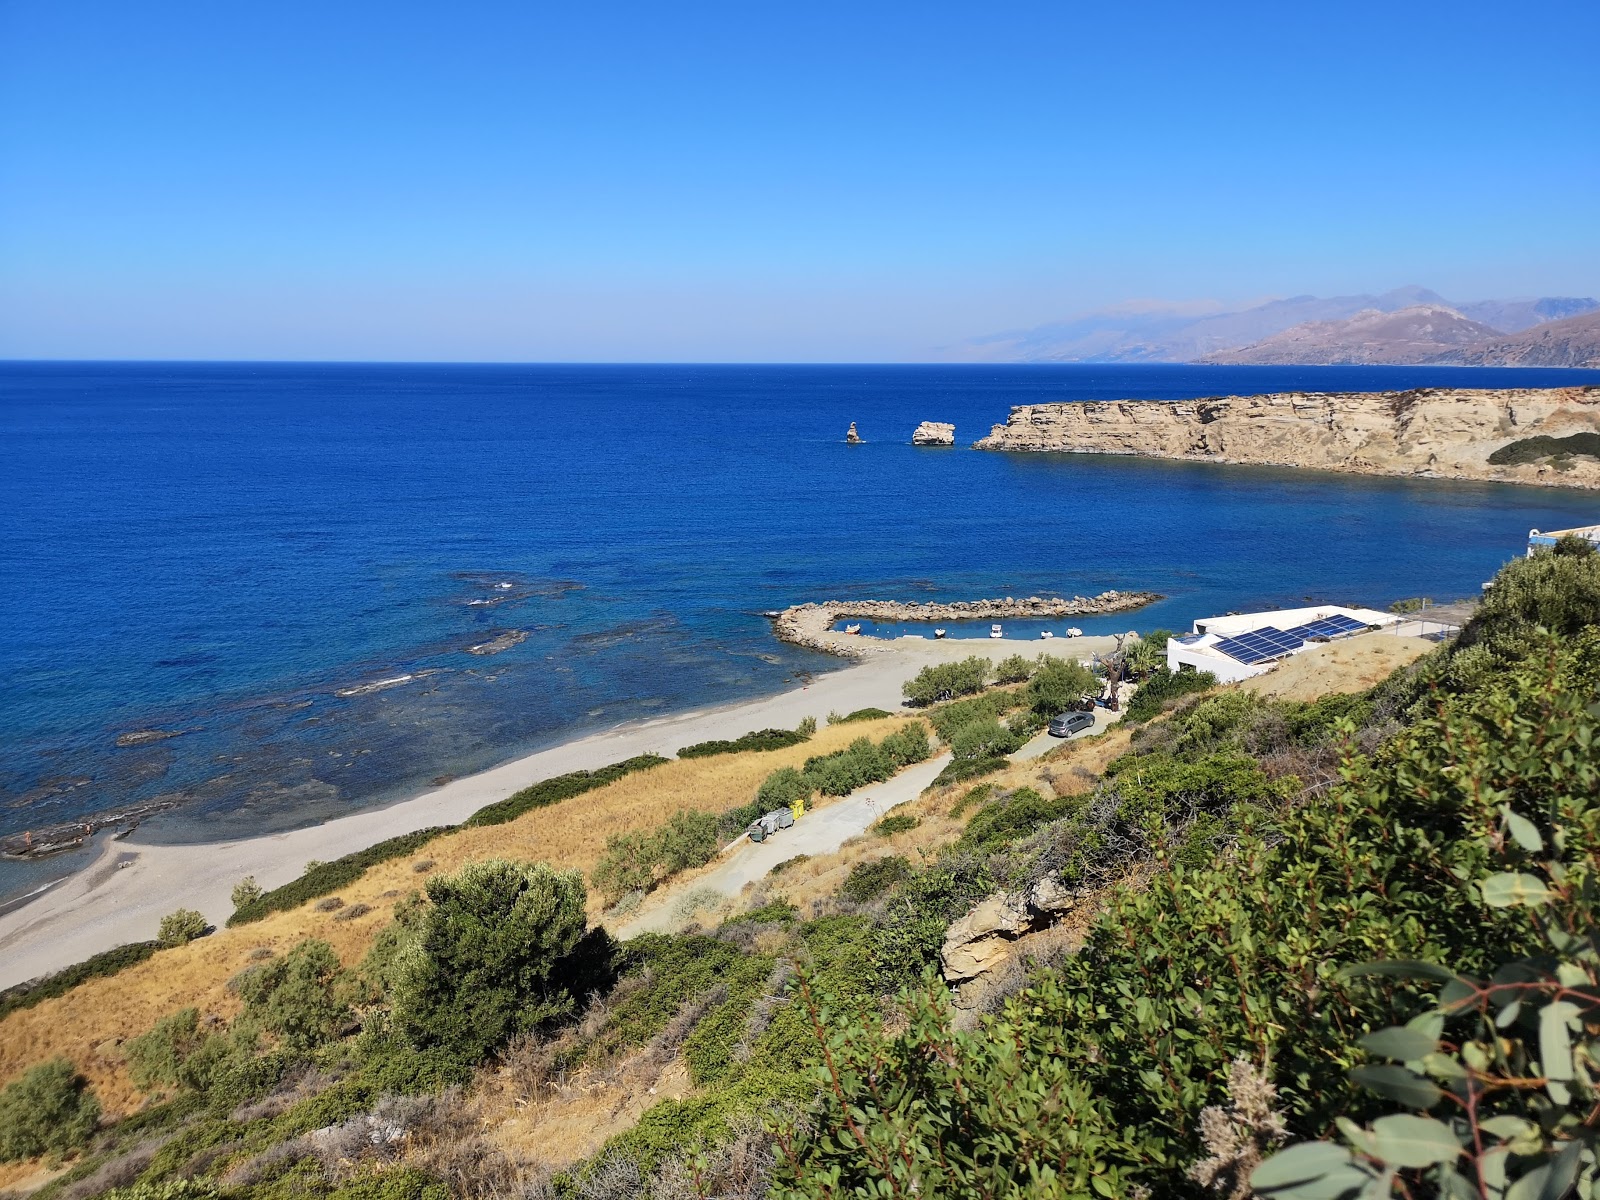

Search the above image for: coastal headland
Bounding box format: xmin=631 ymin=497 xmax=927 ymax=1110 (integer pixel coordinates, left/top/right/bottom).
xmin=973 ymin=385 xmax=1600 ymax=488
xmin=771 ymin=589 xmax=1159 ymax=657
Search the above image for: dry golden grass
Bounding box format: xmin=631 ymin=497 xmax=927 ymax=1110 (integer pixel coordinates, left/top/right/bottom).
xmin=1240 ymin=632 xmax=1433 ymax=702
xmin=0 ymin=718 xmax=912 ymax=1116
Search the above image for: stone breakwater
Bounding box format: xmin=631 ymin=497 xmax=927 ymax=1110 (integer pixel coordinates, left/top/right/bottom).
xmin=770 ymin=590 xmax=1160 ymax=658
xmin=972 ymin=386 xmax=1600 ymax=490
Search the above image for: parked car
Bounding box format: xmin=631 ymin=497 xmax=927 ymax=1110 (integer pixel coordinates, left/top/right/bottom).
xmin=1048 ymin=710 xmax=1096 ymax=738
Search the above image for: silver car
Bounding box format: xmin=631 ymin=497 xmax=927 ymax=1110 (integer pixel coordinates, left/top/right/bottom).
xmin=1048 ymin=710 xmax=1096 ymax=738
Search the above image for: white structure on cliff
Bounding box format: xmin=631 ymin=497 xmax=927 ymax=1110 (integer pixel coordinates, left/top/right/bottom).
xmin=1166 ymin=604 xmax=1400 ymax=684
xmin=1528 ymin=524 xmax=1600 ymax=555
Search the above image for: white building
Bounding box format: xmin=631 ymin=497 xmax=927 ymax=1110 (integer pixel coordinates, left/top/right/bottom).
xmin=1166 ymin=604 xmax=1401 ymax=684
xmin=1528 ymin=524 xmax=1600 ymax=556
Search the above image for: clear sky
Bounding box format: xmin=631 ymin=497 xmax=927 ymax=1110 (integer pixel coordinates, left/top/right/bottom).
xmin=2 ymin=0 xmax=1596 ymax=361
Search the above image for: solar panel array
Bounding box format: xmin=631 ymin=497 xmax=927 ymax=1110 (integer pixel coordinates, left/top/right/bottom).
xmin=1211 ymin=625 xmax=1304 ymax=665
xmin=1283 ymin=613 xmax=1369 ymax=641
xmin=1213 ymin=613 xmax=1372 ymax=664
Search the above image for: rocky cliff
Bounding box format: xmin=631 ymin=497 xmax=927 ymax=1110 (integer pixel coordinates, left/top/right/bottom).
xmin=912 ymin=421 xmax=956 ymax=445
xmin=973 ymin=387 xmax=1600 ymax=489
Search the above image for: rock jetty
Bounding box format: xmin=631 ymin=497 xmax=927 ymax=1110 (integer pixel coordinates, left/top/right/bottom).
xmin=770 ymin=590 xmax=1160 ymax=658
xmin=845 ymin=421 xmax=863 ymax=444
xmin=972 ymin=386 xmax=1600 ymax=490
xmin=911 ymin=421 xmax=956 ymax=445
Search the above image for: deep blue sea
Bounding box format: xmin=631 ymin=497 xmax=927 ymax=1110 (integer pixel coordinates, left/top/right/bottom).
xmin=3 ymin=361 xmax=1598 ymax=897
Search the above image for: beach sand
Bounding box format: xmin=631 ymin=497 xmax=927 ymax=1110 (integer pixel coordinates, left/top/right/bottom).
xmin=0 ymin=633 xmax=1123 ymax=990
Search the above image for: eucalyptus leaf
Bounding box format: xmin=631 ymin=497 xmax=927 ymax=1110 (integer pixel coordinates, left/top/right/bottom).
xmin=1540 ymin=1001 xmax=1578 ymax=1082
xmin=1499 ymin=804 xmax=1544 ymax=853
xmin=1251 ymin=1142 xmax=1356 ymax=1188
xmin=1351 ymin=1064 xmax=1444 ymax=1108
xmin=1361 ymin=1026 xmax=1439 ymax=1061
xmin=1481 ymin=872 xmax=1556 ymax=908
xmin=1340 ymin=960 xmax=1458 ymax=984
xmin=1479 ymin=1115 xmax=1537 ymax=1140
xmin=1368 ymin=1114 xmax=1462 ymax=1168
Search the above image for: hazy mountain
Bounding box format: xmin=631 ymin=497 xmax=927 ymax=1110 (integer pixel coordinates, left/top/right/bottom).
xmin=1436 ymin=309 xmax=1600 ymax=368
xmin=957 ymin=287 xmax=1597 ymax=363
xmin=1202 ymin=305 xmax=1504 ymax=365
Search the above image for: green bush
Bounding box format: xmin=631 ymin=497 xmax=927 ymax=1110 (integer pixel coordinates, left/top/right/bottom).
xmin=833 ymin=707 xmax=893 ymax=723
xmin=726 ymin=900 xmax=798 ymax=925
xmin=228 ymin=827 xmax=452 ymax=926
xmin=1025 ymin=655 xmax=1098 ymax=716
xmin=591 ymin=809 xmax=723 ymax=904
xmin=902 ymin=656 xmax=990 ymax=706
xmin=956 ymin=787 xmax=1073 ymax=851
xmin=804 ymin=737 xmax=893 ymax=797
xmin=0 ymin=940 xmax=159 ymax=1022
xmin=755 ymin=765 xmax=813 ymax=812
xmin=99 ymin=1183 xmax=220 ymax=1200
xmin=840 ymin=856 xmax=912 ymax=903
xmin=1486 ymin=429 xmax=1600 ymax=464
xmin=1121 ymin=664 xmax=1216 ymax=722
xmin=872 ymin=813 xmax=920 ymax=837
xmin=927 ymin=691 xmax=1019 ymax=742
xmin=591 ymin=829 xmax=658 ymax=903
xmin=393 ymin=859 xmax=588 ymax=1061
xmin=0 ymin=1058 xmax=101 ymax=1161
xmin=991 ymin=654 xmax=1035 ymax=684
xmin=156 ymin=908 xmax=209 ymax=948
xmin=879 ymin=721 xmax=931 ymax=767
xmin=927 ymin=755 xmax=1008 ymax=789
xmin=124 ymin=1007 xmax=209 ymax=1092
xmin=678 ymin=728 xmax=810 ymax=759
xmin=234 ymin=938 xmax=354 ymax=1052
xmin=948 ymin=719 xmax=1021 ymax=761
xmin=1122 ymin=630 xmax=1172 ymax=678
xmin=463 ymin=754 xmax=667 ymax=828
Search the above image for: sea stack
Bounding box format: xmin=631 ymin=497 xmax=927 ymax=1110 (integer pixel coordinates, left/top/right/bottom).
xmin=911 ymin=421 xmax=956 ymax=446
xmin=845 ymin=421 xmax=863 ymax=443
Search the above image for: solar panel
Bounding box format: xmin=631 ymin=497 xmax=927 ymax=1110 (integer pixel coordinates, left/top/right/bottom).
xmin=1284 ymin=614 xmax=1371 ymax=641
xmin=1213 ymin=625 xmax=1304 ymax=665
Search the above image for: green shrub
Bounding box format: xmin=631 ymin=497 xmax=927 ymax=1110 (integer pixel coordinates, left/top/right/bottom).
xmin=234 ymin=938 xmax=354 ymax=1052
xmin=1122 ymin=630 xmax=1172 ymax=678
xmin=1121 ymin=665 xmax=1216 ymax=722
xmin=393 ymin=859 xmax=588 ymax=1061
xmin=872 ymin=813 xmax=920 ymax=837
xmin=591 ymin=830 xmax=658 ymax=904
xmin=769 ymin=855 xmax=809 ymax=874
xmin=0 ymin=941 xmax=159 ymax=1022
xmin=795 ymin=716 xmax=817 ymax=737
xmin=228 ymin=827 xmax=452 ymax=926
xmin=1486 ymin=429 xmax=1600 ymax=464
xmin=0 ymin=1058 xmax=101 ymax=1161
xmin=230 ymin=876 xmax=264 ymax=911
xmin=947 ymin=782 xmax=994 ymax=819
xmin=677 ymin=728 xmax=809 ymax=759
xmin=902 ymin=656 xmax=990 ymax=706
xmin=927 ymin=755 xmax=1008 ymax=789
xmin=591 ymin=809 xmax=723 ymax=904
xmin=124 ymin=1007 xmax=208 ymax=1092
xmin=325 ymin=1166 xmax=449 ymax=1200
xmin=1025 ymin=655 xmax=1097 ymax=716
xmin=948 ymin=719 xmax=1020 ymax=761
xmin=156 ymin=908 xmax=209 ymax=948
xmin=804 ymin=737 xmax=893 ymax=797
xmin=463 ymin=754 xmax=667 ymax=828
xmin=834 ymin=707 xmax=892 ymax=723
xmin=879 ymin=721 xmax=931 ymax=767
xmin=98 ymin=1183 xmax=220 ymax=1200
xmin=755 ymin=765 xmax=813 ymax=813
xmin=956 ymin=787 xmax=1073 ymax=851
xmin=656 ymin=809 xmax=722 ymax=874
xmin=726 ymin=900 xmax=798 ymax=925
xmin=840 ymin=856 xmax=912 ymax=903
xmin=927 ymin=691 xmax=1018 ymax=742
xmin=992 ymin=654 xmax=1035 ymax=684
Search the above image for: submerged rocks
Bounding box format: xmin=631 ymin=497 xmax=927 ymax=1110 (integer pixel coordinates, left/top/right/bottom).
xmin=845 ymin=421 xmax=863 ymax=444
xmin=940 ymin=877 xmax=1079 ymax=982
xmin=912 ymin=421 xmax=956 ymax=446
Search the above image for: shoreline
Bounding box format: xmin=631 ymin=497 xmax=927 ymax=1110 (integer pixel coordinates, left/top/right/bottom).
xmin=0 ymin=631 xmax=1124 ymax=991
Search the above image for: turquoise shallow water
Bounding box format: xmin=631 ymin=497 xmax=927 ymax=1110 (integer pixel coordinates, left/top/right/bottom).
xmin=1 ymin=361 xmax=1597 ymax=895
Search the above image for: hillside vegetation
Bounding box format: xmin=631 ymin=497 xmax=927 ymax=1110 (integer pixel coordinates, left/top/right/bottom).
xmin=2 ymin=542 xmax=1597 ymax=1200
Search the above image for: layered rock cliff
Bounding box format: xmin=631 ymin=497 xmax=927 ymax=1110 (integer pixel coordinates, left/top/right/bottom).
xmin=973 ymin=387 xmax=1600 ymax=489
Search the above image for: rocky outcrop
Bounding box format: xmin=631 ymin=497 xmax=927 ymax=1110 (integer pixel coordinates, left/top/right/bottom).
xmin=911 ymin=421 xmax=956 ymax=446
xmin=845 ymin=422 xmax=862 ymax=444
xmin=1439 ymin=310 xmax=1600 ymax=368
xmin=941 ymin=877 xmax=1077 ymax=981
xmin=770 ymin=590 xmax=1160 ymax=658
xmin=973 ymin=387 xmax=1600 ymax=490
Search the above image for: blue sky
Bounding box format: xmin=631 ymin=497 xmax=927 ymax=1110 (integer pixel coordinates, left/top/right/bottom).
xmin=2 ymin=1 xmax=1596 ymax=361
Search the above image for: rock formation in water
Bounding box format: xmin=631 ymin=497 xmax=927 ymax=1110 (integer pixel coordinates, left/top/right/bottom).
xmin=845 ymin=421 xmax=862 ymax=443
xmin=973 ymin=386 xmax=1600 ymax=490
xmin=911 ymin=421 xmax=956 ymax=445
xmin=770 ymin=590 xmax=1159 ymax=658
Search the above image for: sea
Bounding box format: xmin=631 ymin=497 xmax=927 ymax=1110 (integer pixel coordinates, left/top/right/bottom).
xmin=3 ymin=361 xmax=1597 ymax=901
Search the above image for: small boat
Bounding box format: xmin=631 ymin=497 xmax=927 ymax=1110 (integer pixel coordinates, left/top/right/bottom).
xmin=1066 ymin=627 xmax=1083 ymax=638
xmin=844 ymin=623 xmax=862 ymax=635
xmin=934 ymin=628 xmax=946 ymax=639
xmin=1040 ymin=630 xmax=1054 ymax=639
xmin=989 ymin=623 xmax=1003 ymax=639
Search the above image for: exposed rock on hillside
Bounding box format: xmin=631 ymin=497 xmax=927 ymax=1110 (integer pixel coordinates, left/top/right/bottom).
xmin=973 ymin=386 xmax=1600 ymax=490
xmin=1436 ymin=309 xmax=1600 ymax=368
xmin=911 ymin=421 xmax=955 ymax=445
xmin=941 ymin=876 xmax=1077 ymax=981
xmin=1201 ymin=305 xmax=1501 ymax=365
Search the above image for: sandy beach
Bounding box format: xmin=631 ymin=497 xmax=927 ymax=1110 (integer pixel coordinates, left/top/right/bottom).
xmin=0 ymin=632 xmax=1125 ymax=990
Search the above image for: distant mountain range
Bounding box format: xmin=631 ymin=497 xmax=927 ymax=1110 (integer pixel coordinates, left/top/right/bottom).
xmin=958 ymin=287 xmax=1600 ymax=367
